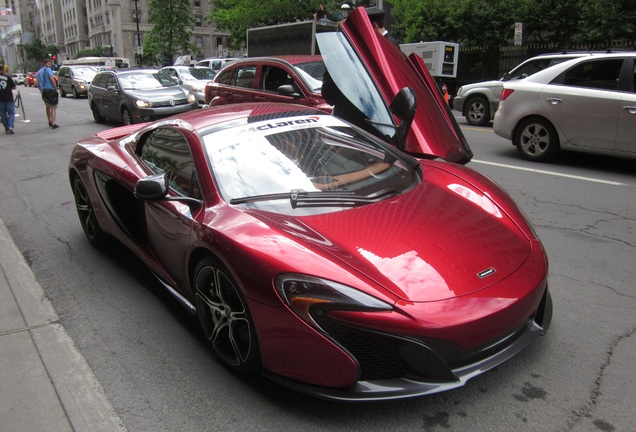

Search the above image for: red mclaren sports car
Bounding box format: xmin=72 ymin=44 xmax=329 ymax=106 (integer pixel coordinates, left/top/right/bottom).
xmin=68 ymin=8 xmax=551 ymax=401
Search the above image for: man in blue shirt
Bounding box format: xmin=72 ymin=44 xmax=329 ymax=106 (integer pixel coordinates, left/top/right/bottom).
xmin=37 ymin=57 xmax=60 ymax=129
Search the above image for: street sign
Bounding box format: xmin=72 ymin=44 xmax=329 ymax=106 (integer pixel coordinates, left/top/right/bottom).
xmin=514 ymin=22 xmax=523 ymax=46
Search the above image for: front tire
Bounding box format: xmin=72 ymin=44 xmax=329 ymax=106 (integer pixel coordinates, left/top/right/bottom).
xmin=121 ymin=107 xmax=133 ymax=125
xmin=514 ymin=117 xmax=559 ymax=162
xmin=72 ymin=86 xmax=80 ymax=99
xmin=193 ymin=257 xmax=261 ymax=373
xmin=465 ymin=96 xmax=491 ymax=126
xmin=72 ymin=175 xmax=107 ymax=246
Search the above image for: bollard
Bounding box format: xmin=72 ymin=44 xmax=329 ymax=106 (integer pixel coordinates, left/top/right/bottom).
xmin=14 ymin=90 xmax=31 ymax=123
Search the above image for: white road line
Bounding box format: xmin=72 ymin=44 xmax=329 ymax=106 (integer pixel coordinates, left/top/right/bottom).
xmin=472 ymin=159 xmax=626 ymax=186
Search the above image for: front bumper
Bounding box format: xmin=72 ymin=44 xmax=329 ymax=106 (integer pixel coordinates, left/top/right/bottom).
xmin=265 ymin=287 xmax=552 ymax=401
xmin=452 ymin=94 xmax=465 ymax=112
xmin=131 ymin=101 xmax=197 ymax=122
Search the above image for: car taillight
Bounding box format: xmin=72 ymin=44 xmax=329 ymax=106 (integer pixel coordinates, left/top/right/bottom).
xmin=501 ymin=88 xmax=515 ymax=101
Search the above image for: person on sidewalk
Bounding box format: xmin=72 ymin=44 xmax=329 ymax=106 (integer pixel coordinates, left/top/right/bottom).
xmin=0 ymin=64 xmax=16 ymax=134
xmin=36 ymin=58 xmax=60 ymax=129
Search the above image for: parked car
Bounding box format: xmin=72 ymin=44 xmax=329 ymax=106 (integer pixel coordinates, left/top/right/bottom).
xmin=88 ymin=68 xmax=197 ymax=125
xmin=68 ymin=7 xmax=551 ymax=401
xmin=453 ymin=52 xmax=597 ymax=126
xmin=26 ymin=72 xmax=37 ymax=87
xmin=195 ymin=57 xmax=236 ymax=72
xmin=493 ymin=53 xmax=636 ymax=161
xmin=160 ymin=65 xmax=216 ymax=107
xmin=57 ymin=65 xmax=98 ymax=98
xmin=10 ymin=73 xmax=26 ymax=85
xmin=204 ymin=55 xmax=331 ymax=114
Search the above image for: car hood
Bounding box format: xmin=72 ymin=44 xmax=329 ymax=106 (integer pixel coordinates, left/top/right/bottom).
xmin=317 ymin=8 xmax=472 ymax=164
xmin=254 ymin=163 xmax=531 ymax=303
xmin=125 ymin=87 xmax=187 ymax=100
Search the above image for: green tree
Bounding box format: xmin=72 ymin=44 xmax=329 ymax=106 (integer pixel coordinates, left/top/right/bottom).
xmin=209 ymin=0 xmax=340 ymax=50
xmin=576 ymin=0 xmax=636 ymax=46
xmin=144 ymin=0 xmax=196 ymax=65
xmin=24 ymin=39 xmax=59 ymax=63
xmin=75 ymin=46 xmax=114 ymax=58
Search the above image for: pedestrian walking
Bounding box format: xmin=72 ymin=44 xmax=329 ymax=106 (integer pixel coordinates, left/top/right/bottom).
xmin=0 ymin=64 xmax=16 ymax=134
xmin=37 ymin=58 xmax=60 ymax=129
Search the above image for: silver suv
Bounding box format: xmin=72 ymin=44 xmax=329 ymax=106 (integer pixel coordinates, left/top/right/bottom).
xmin=58 ymin=65 xmax=99 ymax=98
xmin=453 ymin=53 xmax=594 ymax=126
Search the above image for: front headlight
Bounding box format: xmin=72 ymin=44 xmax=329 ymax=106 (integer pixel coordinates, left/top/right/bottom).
xmin=187 ymin=93 xmax=196 ymax=103
xmin=135 ymin=99 xmax=152 ymax=108
xmin=456 ymin=86 xmax=464 ymax=95
xmin=275 ymin=274 xmax=392 ymax=332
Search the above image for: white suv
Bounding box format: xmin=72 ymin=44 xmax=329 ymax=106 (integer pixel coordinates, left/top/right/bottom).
xmin=453 ymin=53 xmax=595 ymax=126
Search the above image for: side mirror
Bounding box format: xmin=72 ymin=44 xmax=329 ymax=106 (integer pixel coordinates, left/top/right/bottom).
xmin=134 ymin=172 xmax=202 ymax=206
xmin=134 ymin=173 xmax=169 ymax=200
xmin=389 ymin=87 xmax=417 ymax=150
xmin=106 ymin=86 xmax=118 ymax=92
xmin=502 ymin=72 xmax=511 ymax=81
xmin=278 ymin=84 xmax=302 ymax=98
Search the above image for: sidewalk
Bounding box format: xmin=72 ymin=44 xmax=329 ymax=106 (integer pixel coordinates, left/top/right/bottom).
xmin=0 ymin=218 xmax=126 ymax=431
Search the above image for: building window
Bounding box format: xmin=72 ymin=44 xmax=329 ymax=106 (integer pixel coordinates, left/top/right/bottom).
xmin=194 ymin=0 xmax=201 ymax=6
xmin=195 ymin=15 xmax=202 ymax=27
xmin=195 ymin=35 xmax=203 ymax=48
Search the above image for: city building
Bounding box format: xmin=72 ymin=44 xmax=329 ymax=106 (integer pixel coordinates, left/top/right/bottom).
xmin=1 ymin=0 xmax=234 ymax=72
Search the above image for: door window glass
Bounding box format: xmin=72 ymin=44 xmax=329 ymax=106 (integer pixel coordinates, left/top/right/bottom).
xmin=140 ymin=128 xmax=200 ymax=198
xmin=560 ymin=59 xmax=624 ymax=91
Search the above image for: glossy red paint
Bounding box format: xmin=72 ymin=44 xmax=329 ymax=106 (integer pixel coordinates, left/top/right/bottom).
xmin=69 ymin=47 xmax=550 ymax=400
xmin=204 ymin=56 xmax=331 ymax=113
xmin=339 ymin=8 xmax=471 ymax=163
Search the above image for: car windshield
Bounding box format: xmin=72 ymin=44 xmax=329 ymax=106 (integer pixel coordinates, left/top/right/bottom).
xmin=203 ymin=115 xmax=419 ymax=215
xmin=294 ymin=65 xmax=323 ymax=93
xmin=74 ymin=67 xmax=98 ymax=78
xmin=118 ymin=71 xmax=177 ymax=90
xmin=182 ymin=67 xmax=216 ymax=81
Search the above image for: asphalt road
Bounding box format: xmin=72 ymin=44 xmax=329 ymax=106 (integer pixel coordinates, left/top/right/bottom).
xmin=1 ymin=89 xmax=634 ymax=432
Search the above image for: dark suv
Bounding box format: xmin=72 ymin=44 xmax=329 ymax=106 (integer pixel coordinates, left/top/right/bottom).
xmin=88 ymin=68 xmax=197 ymax=125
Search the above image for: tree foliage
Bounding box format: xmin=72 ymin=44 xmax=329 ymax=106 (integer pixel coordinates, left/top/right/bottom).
xmin=207 ymin=0 xmax=634 ymax=54
xmin=391 ymin=0 xmax=635 ymax=49
xmin=24 ymin=39 xmax=59 ymax=63
xmin=144 ymin=0 xmax=196 ymax=65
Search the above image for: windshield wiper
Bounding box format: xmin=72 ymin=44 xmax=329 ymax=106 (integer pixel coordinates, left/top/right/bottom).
xmin=230 ymin=189 xmax=399 ymax=209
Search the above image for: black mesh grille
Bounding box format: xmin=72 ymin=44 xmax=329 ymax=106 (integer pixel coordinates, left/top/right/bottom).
xmin=316 ymin=315 xmax=406 ymax=380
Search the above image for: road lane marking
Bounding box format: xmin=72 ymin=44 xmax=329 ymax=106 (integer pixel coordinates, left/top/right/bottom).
xmin=472 ymin=159 xmax=626 ymax=186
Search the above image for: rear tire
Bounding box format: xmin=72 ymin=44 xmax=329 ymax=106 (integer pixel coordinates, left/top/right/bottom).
xmin=514 ymin=117 xmax=559 ymax=162
xmin=465 ymin=96 xmax=491 ymax=126
xmin=60 ymin=86 xmax=67 ymax=97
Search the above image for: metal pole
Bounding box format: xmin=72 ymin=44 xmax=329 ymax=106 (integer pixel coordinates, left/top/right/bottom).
xmin=135 ymin=0 xmax=142 ymax=66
